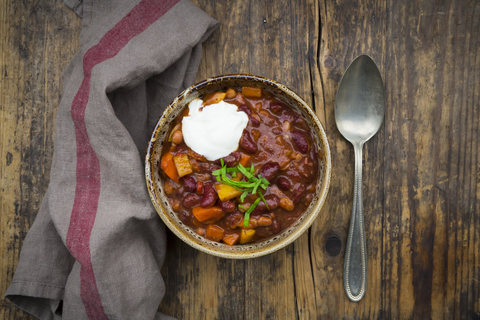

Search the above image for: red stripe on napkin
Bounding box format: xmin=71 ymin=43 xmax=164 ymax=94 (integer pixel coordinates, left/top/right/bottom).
xmin=66 ymin=0 xmax=180 ymax=318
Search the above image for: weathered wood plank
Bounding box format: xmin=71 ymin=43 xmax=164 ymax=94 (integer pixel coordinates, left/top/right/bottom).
xmin=313 ymin=0 xmax=479 ymax=319
xmin=312 ymin=0 xmax=387 ymax=318
xmin=0 ymin=0 xmax=82 ymax=319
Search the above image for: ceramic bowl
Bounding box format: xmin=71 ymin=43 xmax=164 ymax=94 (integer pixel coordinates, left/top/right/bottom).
xmin=145 ymin=74 xmax=331 ymax=259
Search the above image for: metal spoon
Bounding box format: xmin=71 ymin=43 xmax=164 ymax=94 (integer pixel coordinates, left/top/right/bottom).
xmin=334 ymin=55 xmax=385 ymax=302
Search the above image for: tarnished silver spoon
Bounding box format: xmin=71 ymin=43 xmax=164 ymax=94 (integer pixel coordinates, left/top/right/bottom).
xmin=334 ymin=55 xmax=385 ymax=302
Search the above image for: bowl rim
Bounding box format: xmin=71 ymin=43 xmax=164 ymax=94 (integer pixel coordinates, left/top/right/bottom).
xmin=145 ymin=74 xmax=331 ymax=259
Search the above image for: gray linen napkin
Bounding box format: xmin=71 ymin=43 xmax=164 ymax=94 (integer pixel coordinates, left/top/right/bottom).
xmin=5 ymin=0 xmax=218 ymax=319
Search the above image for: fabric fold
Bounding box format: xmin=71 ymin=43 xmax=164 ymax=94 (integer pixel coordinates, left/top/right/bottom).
xmin=6 ymin=0 xmax=218 ymax=319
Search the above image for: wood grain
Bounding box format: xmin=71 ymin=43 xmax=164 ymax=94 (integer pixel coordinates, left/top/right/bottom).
xmin=0 ymin=0 xmax=82 ymax=319
xmin=311 ymin=0 xmax=480 ymax=319
xmin=1 ymin=0 xmax=479 ymax=319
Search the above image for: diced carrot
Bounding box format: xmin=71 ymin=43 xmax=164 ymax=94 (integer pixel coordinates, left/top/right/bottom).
xmin=222 ymin=233 xmax=240 ymax=246
xmin=203 ymin=92 xmax=227 ymax=105
xmin=173 ymin=153 xmax=193 ymax=177
xmin=192 ymin=206 xmax=225 ymax=222
xmin=242 ymin=87 xmax=262 ymax=98
xmin=205 ymin=225 xmax=225 ymax=242
xmin=160 ymin=152 xmax=179 ymax=183
xmin=201 ymin=216 xmax=224 ymax=225
xmin=239 ymin=153 xmax=251 ymax=167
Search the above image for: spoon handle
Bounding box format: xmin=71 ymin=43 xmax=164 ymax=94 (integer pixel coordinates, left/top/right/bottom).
xmin=344 ymin=143 xmax=368 ymax=302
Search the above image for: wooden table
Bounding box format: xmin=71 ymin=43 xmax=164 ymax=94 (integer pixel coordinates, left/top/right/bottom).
xmin=1 ymin=0 xmax=479 ymax=319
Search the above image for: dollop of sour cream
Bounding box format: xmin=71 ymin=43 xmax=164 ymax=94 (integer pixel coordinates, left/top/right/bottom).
xmin=182 ymin=99 xmax=249 ymax=161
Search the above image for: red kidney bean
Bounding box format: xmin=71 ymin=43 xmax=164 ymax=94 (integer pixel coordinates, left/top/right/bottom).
xmin=212 ymin=163 xmax=221 ymax=170
xmin=251 ymin=207 xmax=263 ymax=217
xmin=285 ymin=169 xmax=302 ymax=181
xmin=219 ymin=200 xmax=236 ymax=213
xmin=251 ymin=194 xmax=280 ymax=215
xmin=200 ymin=182 xmax=218 ymax=208
xmin=182 ymin=175 xmax=197 ymax=193
xmin=222 ymin=152 xmax=240 ymax=167
xmin=258 ymin=162 xmax=280 ymax=182
xmin=239 ymin=129 xmax=258 ymax=154
xmin=269 ymin=102 xmax=283 ymax=113
xmin=291 ymin=130 xmax=309 ymax=153
xmin=276 ymin=176 xmax=292 ymax=191
xmin=264 ymin=194 xmax=280 ymax=210
xmin=207 ymin=164 xmax=221 ymax=181
xmin=183 ymin=194 xmax=201 ymax=208
xmin=199 ymin=162 xmax=220 ymax=176
xmin=209 ymin=163 xmax=221 ymax=173
xmin=239 ymin=105 xmax=260 ymax=127
xmin=214 ymin=153 xmax=237 ymax=167
xmin=292 ymin=183 xmax=306 ymax=204
xmin=225 ymin=211 xmax=243 ymax=229
xmin=238 ymin=105 xmax=249 ymax=113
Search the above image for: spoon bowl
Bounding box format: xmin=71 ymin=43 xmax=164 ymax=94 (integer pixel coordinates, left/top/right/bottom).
xmin=335 ymin=55 xmax=385 ymax=301
xmin=335 ymin=55 xmax=385 ymax=144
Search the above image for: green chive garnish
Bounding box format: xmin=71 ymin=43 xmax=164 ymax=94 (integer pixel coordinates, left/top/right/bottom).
xmin=244 ymin=198 xmax=261 ymax=227
xmin=257 ymin=191 xmax=269 ymax=210
xmin=212 ymin=161 xmax=271 ymax=224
